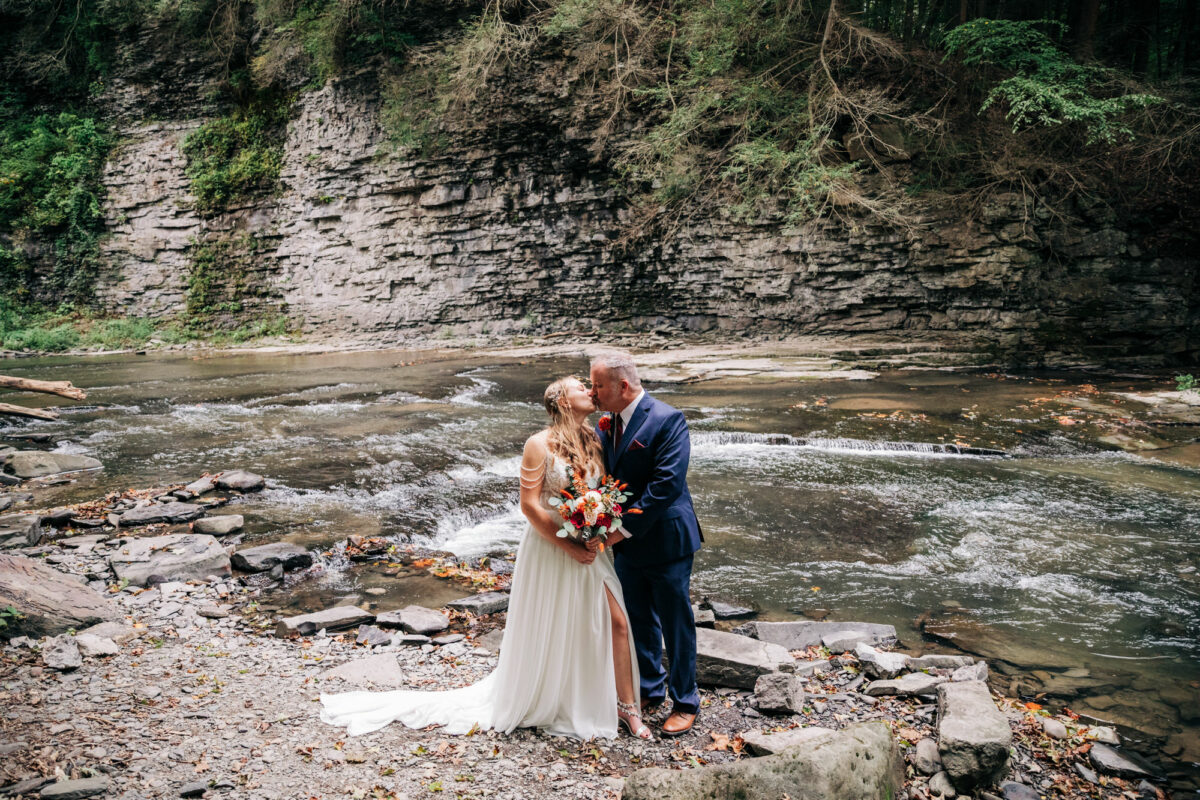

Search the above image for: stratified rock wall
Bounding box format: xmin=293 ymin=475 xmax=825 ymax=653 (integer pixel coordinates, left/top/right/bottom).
xmin=93 ymin=74 xmax=1198 ymax=363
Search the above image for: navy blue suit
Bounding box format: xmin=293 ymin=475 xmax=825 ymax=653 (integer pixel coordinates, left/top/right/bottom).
xmin=599 ymin=393 xmax=702 ymax=714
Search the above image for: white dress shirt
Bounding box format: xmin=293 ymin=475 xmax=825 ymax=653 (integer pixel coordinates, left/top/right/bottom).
xmin=617 ymin=389 xmax=645 ymax=431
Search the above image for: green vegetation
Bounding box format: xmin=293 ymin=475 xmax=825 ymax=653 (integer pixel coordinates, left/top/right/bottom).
xmin=0 ymin=111 xmax=111 ymax=302
xmin=182 ymin=97 xmax=289 ymax=215
xmin=0 ymin=605 xmax=23 ymax=631
xmin=941 ymin=19 xmax=1162 ymax=143
xmin=1177 ymin=374 xmax=1197 ymax=392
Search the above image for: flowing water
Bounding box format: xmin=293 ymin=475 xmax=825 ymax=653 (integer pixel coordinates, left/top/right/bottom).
xmin=5 ymin=348 xmax=1199 ymax=788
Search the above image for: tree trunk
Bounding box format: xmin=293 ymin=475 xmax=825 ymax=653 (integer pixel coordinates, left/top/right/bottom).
xmin=0 ymin=403 xmax=59 ymax=421
xmin=1130 ymin=0 xmax=1157 ymax=75
xmin=1071 ymin=0 xmax=1100 ymax=60
xmin=0 ymin=375 xmax=87 ymax=401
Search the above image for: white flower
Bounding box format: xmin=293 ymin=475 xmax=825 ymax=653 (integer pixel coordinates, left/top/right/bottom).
xmin=582 ymin=490 xmax=602 ymax=525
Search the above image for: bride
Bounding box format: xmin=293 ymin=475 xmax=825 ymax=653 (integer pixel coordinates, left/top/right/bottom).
xmin=320 ymin=376 xmax=651 ymax=740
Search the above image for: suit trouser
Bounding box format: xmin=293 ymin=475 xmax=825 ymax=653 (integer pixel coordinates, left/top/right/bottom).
xmin=614 ymin=552 xmax=700 ymax=715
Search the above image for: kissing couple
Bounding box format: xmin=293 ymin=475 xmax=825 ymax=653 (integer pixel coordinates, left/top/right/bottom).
xmin=321 ymin=350 xmax=704 ymax=741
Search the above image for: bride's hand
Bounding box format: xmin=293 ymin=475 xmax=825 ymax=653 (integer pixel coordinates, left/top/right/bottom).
xmin=566 ymin=541 xmax=597 ymax=565
xmin=584 ymin=537 xmax=603 ymax=553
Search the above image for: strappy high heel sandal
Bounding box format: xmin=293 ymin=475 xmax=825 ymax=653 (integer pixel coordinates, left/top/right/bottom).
xmin=617 ymin=700 xmax=653 ymax=740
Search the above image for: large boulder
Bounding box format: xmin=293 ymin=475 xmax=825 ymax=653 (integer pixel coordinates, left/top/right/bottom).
xmin=4 ymin=451 xmax=102 ymax=479
xmin=108 ymin=533 xmax=231 ymax=586
xmin=855 ymin=642 xmax=910 ymax=679
xmin=231 ymin=542 xmax=312 ymax=573
xmin=376 ymin=605 xmax=449 ymax=635
xmin=864 ymin=672 xmax=947 ymax=697
xmin=117 ymin=502 xmax=205 ymax=527
xmin=275 ymin=606 xmax=374 ymax=637
xmin=323 ymin=653 xmax=407 ymax=688
xmin=937 ymin=680 xmax=1012 ymax=792
xmin=0 ymin=554 xmax=117 ymax=636
xmin=193 ymin=515 xmax=244 ymax=535
xmin=754 ymin=672 xmax=806 ymax=715
xmin=741 ymin=726 xmax=835 ymax=756
xmin=0 ymin=513 xmax=43 ymax=550
xmin=215 ymin=470 xmax=265 ymax=492
xmin=445 ymin=591 xmax=510 ymax=616
xmin=42 ymin=634 xmax=83 ymax=671
xmin=622 ymin=722 xmax=903 ymax=800
xmin=745 ymin=620 xmax=897 ymax=651
xmin=697 ymin=627 xmax=793 ymax=689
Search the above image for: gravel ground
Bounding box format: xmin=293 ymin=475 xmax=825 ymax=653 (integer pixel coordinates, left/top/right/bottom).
xmin=0 ymin=532 xmax=1171 ymax=800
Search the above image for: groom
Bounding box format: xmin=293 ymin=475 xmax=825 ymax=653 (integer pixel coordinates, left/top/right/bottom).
xmin=589 ymin=351 xmax=703 ymax=737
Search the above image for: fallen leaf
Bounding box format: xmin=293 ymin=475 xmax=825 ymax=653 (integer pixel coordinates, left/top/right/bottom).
xmin=705 ymin=733 xmax=730 ymax=752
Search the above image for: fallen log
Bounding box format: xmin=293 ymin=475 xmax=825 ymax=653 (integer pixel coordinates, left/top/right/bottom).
xmin=0 ymin=375 xmax=86 ymax=401
xmin=0 ymin=403 xmax=59 ymax=420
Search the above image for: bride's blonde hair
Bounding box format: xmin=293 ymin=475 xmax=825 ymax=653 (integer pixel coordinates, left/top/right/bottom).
xmin=543 ymin=377 xmax=603 ymax=475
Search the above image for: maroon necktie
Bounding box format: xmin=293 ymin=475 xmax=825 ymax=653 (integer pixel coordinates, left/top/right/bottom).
xmin=614 ymin=413 xmax=624 ymax=452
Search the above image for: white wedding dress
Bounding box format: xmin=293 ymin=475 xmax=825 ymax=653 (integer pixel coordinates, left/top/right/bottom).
xmin=320 ymin=453 xmax=639 ymax=739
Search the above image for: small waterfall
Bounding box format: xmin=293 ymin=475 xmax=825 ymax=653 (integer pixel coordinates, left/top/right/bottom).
xmin=692 ymin=431 xmax=1008 ymax=457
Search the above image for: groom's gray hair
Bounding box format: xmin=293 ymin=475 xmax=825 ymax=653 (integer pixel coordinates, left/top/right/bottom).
xmin=590 ymin=350 xmax=642 ymax=389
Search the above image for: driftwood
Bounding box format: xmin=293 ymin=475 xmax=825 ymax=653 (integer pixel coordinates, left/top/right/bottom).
xmin=0 ymin=375 xmax=86 ymax=401
xmin=0 ymin=403 xmax=59 ymax=420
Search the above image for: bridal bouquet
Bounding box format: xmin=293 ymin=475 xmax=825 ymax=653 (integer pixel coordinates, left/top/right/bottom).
xmin=548 ymin=470 xmax=640 ymax=549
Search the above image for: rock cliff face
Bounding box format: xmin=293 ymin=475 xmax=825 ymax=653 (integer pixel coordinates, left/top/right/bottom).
xmin=93 ymin=73 xmax=1198 ymax=364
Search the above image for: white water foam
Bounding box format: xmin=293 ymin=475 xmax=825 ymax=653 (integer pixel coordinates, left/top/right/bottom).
xmin=692 ymin=431 xmax=1001 ymax=458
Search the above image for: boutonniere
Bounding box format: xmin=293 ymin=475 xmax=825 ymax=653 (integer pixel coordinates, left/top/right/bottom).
xmin=598 ymin=413 xmax=613 ymax=432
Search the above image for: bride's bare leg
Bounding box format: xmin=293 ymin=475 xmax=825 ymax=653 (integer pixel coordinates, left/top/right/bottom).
xmin=606 ymin=587 xmax=650 ymax=738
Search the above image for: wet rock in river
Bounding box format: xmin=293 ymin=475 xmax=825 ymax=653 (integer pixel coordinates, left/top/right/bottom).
xmin=0 ymin=513 xmax=43 ymax=549
xmin=117 ymin=502 xmax=205 ymax=526
xmin=746 ymin=620 xmax=897 ymax=651
xmin=5 ymin=451 xmax=101 ymax=479
xmin=42 ymin=634 xmax=82 ymax=671
xmin=740 ymin=726 xmax=834 ymax=756
xmin=215 ymin=470 xmax=265 ymax=492
xmin=446 ymin=591 xmax=509 ymax=616
xmin=696 ymin=627 xmax=793 ymax=690
xmin=109 ymin=534 xmax=231 ymax=586
xmin=705 ymin=599 xmax=756 ymax=620
xmin=937 ymin=680 xmax=1011 ymax=792
xmin=275 ymin=606 xmax=374 ymax=637
xmin=864 ymin=672 xmax=946 ymax=697
xmin=753 ymin=672 xmax=805 ymax=715
xmin=193 ymin=515 xmax=243 ymax=535
xmin=622 ymin=722 xmax=902 ymax=800
xmin=1088 ymin=743 xmax=1162 ymax=779
xmin=376 ymin=605 xmax=449 ymax=635
xmin=184 ymin=474 xmax=217 ymax=495
xmin=0 ymin=554 xmax=117 ymax=636
xmin=231 ymin=542 xmax=311 ymax=573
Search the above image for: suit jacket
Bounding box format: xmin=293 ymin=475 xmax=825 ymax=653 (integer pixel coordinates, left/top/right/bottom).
xmin=599 ymin=393 xmax=703 ymax=567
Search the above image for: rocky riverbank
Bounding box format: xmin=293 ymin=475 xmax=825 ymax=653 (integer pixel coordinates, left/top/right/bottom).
xmin=0 ymin=467 xmax=1176 ymax=799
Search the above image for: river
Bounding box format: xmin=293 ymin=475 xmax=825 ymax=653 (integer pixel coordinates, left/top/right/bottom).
xmin=5 ymin=346 xmax=1198 ymax=790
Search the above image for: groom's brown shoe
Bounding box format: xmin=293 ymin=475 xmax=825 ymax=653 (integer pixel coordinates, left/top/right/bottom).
xmin=659 ymin=710 xmax=697 ymax=738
